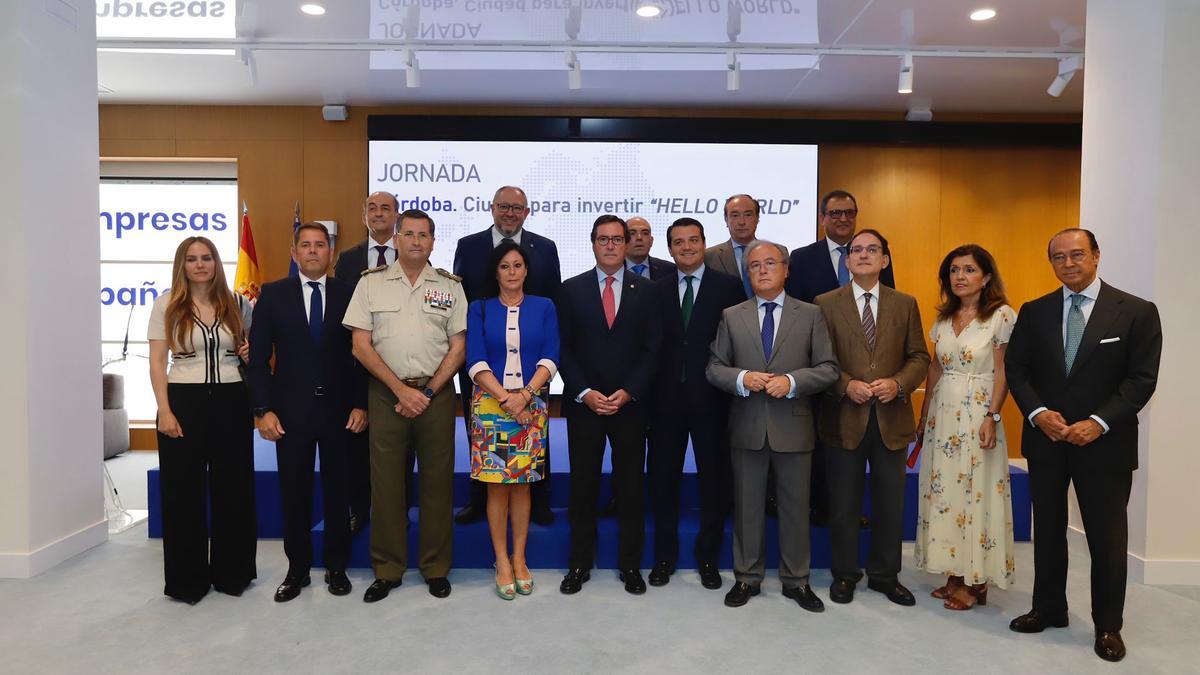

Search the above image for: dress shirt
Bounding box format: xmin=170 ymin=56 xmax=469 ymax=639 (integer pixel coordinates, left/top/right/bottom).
xmin=734 ymin=290 xmax=797 ymax=398
xmin=575 ymin=266 xmax=627 ymax=403
xmin=367 ymin=237 xmax=397 ymax=267
xmin=851 ymin=280 xmax=880 ymax=320
xmin=299 ymin=273 xmax=327 ymax=322
xmin=677 ymin=264 xmax=705 ymax=304
xmin=827 ymin=236 xmax=848 ymax=276
xmin=491 ymin=226 xmax=523 ymax=248
xmin=1027 ymin=275 xmax=1109 ymax=433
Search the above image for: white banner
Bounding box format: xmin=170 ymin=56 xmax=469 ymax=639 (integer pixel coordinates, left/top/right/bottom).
xmin=96 ymin=0 xmax=236 ymax=38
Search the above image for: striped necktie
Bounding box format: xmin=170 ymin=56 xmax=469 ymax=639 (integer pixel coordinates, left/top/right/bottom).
xmin=861 ymin=292 xmax=876 ymax=350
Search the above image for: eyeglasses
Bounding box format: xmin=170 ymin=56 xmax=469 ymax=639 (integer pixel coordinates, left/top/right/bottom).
xmin=849 ymin=244 xmax=882 ymax=255
xmin=825 ymin=208 xmax=858 ymax=220
xmin=493 ymin=203 xmax=527 ymax=213
xmin=747 ymin=259 xmax=781 ymax=272
xmin=1050 ymin=250 xmax=1089 ymax=265
xmin=594 ymin=235 xmax=625 ymax=246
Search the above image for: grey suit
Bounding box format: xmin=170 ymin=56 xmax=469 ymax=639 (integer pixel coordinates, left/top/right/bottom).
xmin=707 ymin=296 xmax=839 ymax=587
xmin=704 ymin=240 xmax=752 ymax=298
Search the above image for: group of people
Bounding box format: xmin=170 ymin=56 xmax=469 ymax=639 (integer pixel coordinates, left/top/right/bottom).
xmin=148 ymin=185 xmax=1161 ymax=664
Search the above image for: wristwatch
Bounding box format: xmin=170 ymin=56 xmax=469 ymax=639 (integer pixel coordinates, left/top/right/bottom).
xmin=253 ymin=407 xmax=271 ymax=418
xmin=422 ymin=387 xmax=435 ymax=399
xmin=988 ymin=411 xmax=1002 ymax=423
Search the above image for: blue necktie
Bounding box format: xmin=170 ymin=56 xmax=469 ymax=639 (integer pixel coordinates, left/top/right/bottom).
xmin=632 ymin=263 xmax=647 ymax=278
xmin=761 ymin=301 xmax=777 ymax=362
xmin=1064 ymin=293 xmax=1085 ymax=373
xmin=307 ymin=281 xmax=323 ymax=347
xmin=736 ymin=245 xmax=752 ymax=297
xmin=836 ymin=245 xmax=850 ymax=287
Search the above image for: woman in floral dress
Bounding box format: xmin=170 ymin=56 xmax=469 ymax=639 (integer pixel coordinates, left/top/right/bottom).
xmin=915 ymin=244 xmax=1016 ymax=610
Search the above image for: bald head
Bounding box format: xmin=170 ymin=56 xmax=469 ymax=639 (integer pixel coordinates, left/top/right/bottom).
xmin=626 ymin=216 xmax=653 ymax=263
xmin=363 ymin=191 xmax=400 ymax=243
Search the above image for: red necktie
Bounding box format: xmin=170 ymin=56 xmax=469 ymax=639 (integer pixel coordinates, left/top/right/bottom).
xmin=602 ymin=276 xmax=616 ymax=328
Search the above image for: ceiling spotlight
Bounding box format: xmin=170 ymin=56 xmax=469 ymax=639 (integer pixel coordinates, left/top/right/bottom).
xmin=726 ymin=52 xmax=740 ymax=92
xmin=898 ymin=53 xmax=914 ymax=94
xmin=566 ymin=51 xmax=582 ymax=91
xmin=300 ymin=3 xmax=326 ymax=16
xmin=969 ymin=8 xmax=996 ymax=21
xmin=1047 ymin=55 xmax=1082 ymax=97
xmin=635 ymin=2 xmax=662 ymax=18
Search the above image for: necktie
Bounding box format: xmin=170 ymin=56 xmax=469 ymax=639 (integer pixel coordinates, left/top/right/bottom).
xmin=602 ymin=276 xmax=616 ymax=328
xmin=735 ymin=245 xmax=752 ymax=297
xmin=680 ymin=276 xmax=695 ymax=382
xmin=861 ymin=292 xmax=876 ymax=350
xmin=632 ymin=263 xmax=648 ymax=278
xmin=1064 ymin=293 xmax=1086 ymax=373
xmin=307 ymin=281 xmax=323 ymax=347
xmin=761 ymin=301 xmax=777 ymax=362
xmin=836 ymin=245 xmax=850 ymax=287
xmin=374 ymin=245 xmax=388 ymax=268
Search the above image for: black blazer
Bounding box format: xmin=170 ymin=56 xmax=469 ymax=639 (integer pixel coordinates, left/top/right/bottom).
xmin=653 ymin=268 xmax=744 ymax=412
xmin=785 ymin=238 xmax=896 ymax=303
xmin=557 ymin=270 xmax=663 ymax=404
xmin=453 ymin=227 xmax=563 ymax=302
xmin=628 ymin=256 xmax=677 ymax=281
xmin=1005 ymin=281 xmax=1162 ymax=473
xmin=248 ymin=276 xmax=367 ymax=422
xmin=334 ymin=239 xmax=381 ymax=286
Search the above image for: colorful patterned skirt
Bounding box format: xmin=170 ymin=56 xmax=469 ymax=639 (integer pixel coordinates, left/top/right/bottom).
xmin=468 ymin=387 xmax=547 ymax=483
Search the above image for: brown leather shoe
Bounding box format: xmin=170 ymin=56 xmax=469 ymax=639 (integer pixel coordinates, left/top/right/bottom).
xmin=1009 ymin=609 xmax=1070 ymax=633
xmin=1094 ymin=630 xmax=1126 ymax=662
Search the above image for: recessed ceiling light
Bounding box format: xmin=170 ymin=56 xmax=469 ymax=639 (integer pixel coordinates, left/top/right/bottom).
xmin=970 ymin=8 xmax=997 ymax=21
xmin=635 ymin=4 xmax=662 ymax=18
xmin=300 ymin=3 xmax=326 ymax=16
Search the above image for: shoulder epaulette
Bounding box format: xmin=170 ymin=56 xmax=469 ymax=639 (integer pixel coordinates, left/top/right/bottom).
xmin=436 ymin=268 xmax=462 ymax=282
xmin=361 ymin=265 xmax=388 ymax=276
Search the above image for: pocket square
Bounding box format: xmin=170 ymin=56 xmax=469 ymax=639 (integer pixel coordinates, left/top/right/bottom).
xmin=1099 ymin=337 xmax=1121 ymax=344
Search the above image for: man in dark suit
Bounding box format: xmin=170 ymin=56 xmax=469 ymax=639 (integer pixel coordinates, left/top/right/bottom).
xmin=1005 ymin=228 xmax=1162 ymax=663
xmin=704 ymin=194 xmax=759 ymax=299
xmin=707 ymin=240 xmax=839 ymax=611
xmin=452 ymin=186 xmax=562 ymax=527
xmin=333 ymin=191 xmax=401 ymax=534
xmin=249 ymin=222 xmax=367 ymax=602
xmin=646 ymin=218 xmax=743 ymax=590
xmin=786 ymin=190 xmax=895 ymax=526
xmin=558 ymin=214 xmax=662 ymax=596
xmin=625 ymin=216 xmax=677 ymax=281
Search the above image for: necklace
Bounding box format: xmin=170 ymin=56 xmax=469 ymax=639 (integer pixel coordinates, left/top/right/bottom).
xmin=953 ymin=307 xmax=977 ymax=334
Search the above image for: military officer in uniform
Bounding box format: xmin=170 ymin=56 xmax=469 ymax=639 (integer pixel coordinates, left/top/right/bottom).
xmin=343 ymin=208 xmax=467 ymax=603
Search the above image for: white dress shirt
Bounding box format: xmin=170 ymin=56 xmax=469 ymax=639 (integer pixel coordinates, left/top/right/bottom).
xmin=299 ymin=273 xmax=327 ymax=322
xmin=1027 ymin=275 xmax=1109 ymax=433
xmin=366 ymin=238 xmax=396 ymax=267
xmin=677 ymin=264 xmax=705 ymax=304
xmin=827 ymin=237 xmax=848 ymax=275
xmin=734 ymin=290 xmax=798 ymax=398
xmin=491 ymin=226 xmax=523 ymax=247
xmin=851 ymin=280 xmax=881 ymax=322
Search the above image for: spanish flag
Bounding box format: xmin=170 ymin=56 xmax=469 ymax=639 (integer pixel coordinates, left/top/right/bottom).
xmin=234 ymin=201 xmax=262 ymax=302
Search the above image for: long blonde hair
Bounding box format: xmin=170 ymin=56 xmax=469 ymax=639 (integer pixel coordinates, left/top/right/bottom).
xmin=164 ymin=237 xmax=244 ymax=352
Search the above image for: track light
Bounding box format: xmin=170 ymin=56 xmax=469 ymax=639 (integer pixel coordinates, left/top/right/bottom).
xmin=635 ymin=2 xmax=662 ymax=17
xmin=566 ymin=50 xmax=581 ymax=90
xmin=1047 ymin=55 xmax=1082 ymax=97
xmin=898 ymin=53 xmax=913 ymax=94
xmin=299 ymin=3 xmax=325 ymax=16
xmin=404 ymin=48 xmax=420 ymax=88
xmin=726 ymin=52 xmax=740 ymax=91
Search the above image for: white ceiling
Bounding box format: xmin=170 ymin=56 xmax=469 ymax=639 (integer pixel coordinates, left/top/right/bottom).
xmin=96 ymin=0 xmax=1087 ymax=113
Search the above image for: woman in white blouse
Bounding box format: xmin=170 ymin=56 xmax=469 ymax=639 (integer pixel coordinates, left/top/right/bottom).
xmin=148 ymin=236 xmax=256 ymax=604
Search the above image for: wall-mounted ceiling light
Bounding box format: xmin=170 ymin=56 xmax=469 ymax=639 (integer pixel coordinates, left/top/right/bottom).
xmin=1047 ymin=55 xmax=1082 ymax=97
xmin=726 ymin=52 xmax=740 ymax=91
xmin=635 ymin=2 xmax=662 ymax=18
xmin=566 ymin=51 xmax=582 ymax=90
xmin=300 ymin=3 xmax=326 ymax=16
xmin=898 ymin=53 xmax=914 ymax=94
xmin=969 ymin=8 xmax=997 ymax=22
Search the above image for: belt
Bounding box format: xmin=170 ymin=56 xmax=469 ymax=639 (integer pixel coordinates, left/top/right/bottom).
xmin=402 ymin=377 xmax=431 ymax=389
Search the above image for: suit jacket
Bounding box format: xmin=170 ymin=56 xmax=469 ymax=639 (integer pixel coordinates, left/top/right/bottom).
xmin=785 ymin=238 xmax=896 ymax=303
xmin=248 ymin=276 xmax=366 ymax=422
xmin=628 ymin=256 xmax=677 ymax=281
xmin=814 ymin=284 xmax=930 ymax=451
xmin=1005 ymin=281 xmax=1162 ymax=473
xmin=653 ymin=268 xmax=745 ymax=413
xmin=704 ymin=240 xmax=741 ymax=278
xmin=557 ymin=270 xmax=662 ymax=404
xmin=706 ymin=295 xmax=840 ymax=453
xmin=465 ymin=295 xmax=560 ymax=388
xmin=453 ymin=227 xmax=562 ymax=302
xmin=335 ymin=239 xmax=384 ymax=286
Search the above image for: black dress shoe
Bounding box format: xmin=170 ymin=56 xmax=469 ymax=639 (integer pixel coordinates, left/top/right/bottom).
xmin=454 ymin=503 xmax=485 ymax=525
xmin=600 ymin=496 xmax=618 ymax=518
xmin=349 ymin=514 xmax=368 ymax=535
xmin=362 ymin=578 xmax=401 ymax=603
xmin=1094 ymin=630 xmax=1126 ymax=662
xmin=1008 ymin=609 xmax=1070 ymax=633
xmin=866 ymin=579 xmax=916 ymax=606
xmin=324 ymin=570 xmax=352 ymax=596
xmin=530 ymin=504 xmax=555 ymax=526
xmin=648 ymin=561 xmax=673 ymax=587
xmin=783 ymin=584 xmax=826 ymax=613
xmin=619 ymin=569 xmax=647 ymax=595
xmin=560 ymin=568 xmax=591 ymax=594
xmin=274 ymin=575 xmax=311 ymax=603
xmin=426 ymin=577 xmax=452 ymax=598
xmin=724 ymin=581 xmax=760 ymax=607
xmin=829 ymin=578 xmax=855 ymax=604
xmin=698 ymin=562 xmax=723 ymax=590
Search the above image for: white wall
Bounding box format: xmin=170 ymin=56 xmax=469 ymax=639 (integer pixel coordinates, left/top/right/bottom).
xmin=1079 ymin=0 xmax=1200 ymax=584
xmin=0 ymin=1 xmax=107 ymax=576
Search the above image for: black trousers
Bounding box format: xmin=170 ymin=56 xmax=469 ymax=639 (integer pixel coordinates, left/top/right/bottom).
xmin=826 ymin=408 xmax=906 ymax=584
xmin=1028 ymin=452 xmax=1132 ymax=632
xmin=649 ymin=385 xmax=730 ymax=566
xmin=459 ymin=371 xmax=551 ymax=510
xmin=276 ymin=400 xmax=352 ymax=576
xmin=566 ymin=401 xmax=646 ymax=570
xmin=157 ymin=382 xmax=257 ymax=602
